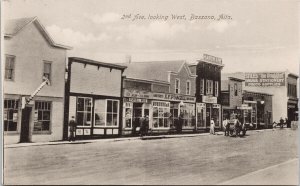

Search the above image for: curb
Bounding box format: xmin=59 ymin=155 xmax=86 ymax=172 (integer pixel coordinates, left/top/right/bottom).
xmin=4 ymin=128 xmax=282 ymax=148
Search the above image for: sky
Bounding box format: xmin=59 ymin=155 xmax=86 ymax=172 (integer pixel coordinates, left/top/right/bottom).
xmin=2 ymin=0 xmax=300 ymax=74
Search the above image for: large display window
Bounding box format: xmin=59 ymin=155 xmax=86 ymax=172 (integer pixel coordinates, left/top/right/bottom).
xmin=152 ymin=101 xmax=170 ymax=128
xmin=77 ymin=97 xmax=92 ymax=127
xmin=181 ymin=103 xmax=195 ymax=128
xmin=94 ymin=99 xmax=119 ymax=127
xmin=196 ymin=103 xmax=206 ymax=128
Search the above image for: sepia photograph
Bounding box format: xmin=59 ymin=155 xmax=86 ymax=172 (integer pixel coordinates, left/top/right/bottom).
xmin=2 ymin=0 xmax=299 ymax=185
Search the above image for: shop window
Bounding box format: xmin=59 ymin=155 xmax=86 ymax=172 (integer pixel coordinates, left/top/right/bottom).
xmin=34 ymin=101 xmax=51 ymax=132
xmin=199 ymin=79 xmax=204 ymax=95
xmin=175 ymin=79 xmax=180 ymax=94
xmin=77 ymin=97 xmax=92 ymax=127
xmin=186 ymin=81 xmax=191 ymax=95
xmin=4 ymin=99 xmax=19 ymax=131
xmin=196 ymin=105 xmax=205 ymax=128
xmin=43 ymin=61 xmax=52 ymax=83
xmin=181 ymin=103 xmax=195 ymax=127
xmin=106 ymin=100 xmax=119 ymax=126
xmin=123 ymin=102 xmax=133 ymax=128
xmin=94 ymin=99 xmax=119 ymax=127
xmin=5 ymin=55 xmax=15 ymax=80
xmin=152 ymin=101 xmax=170 ymax=128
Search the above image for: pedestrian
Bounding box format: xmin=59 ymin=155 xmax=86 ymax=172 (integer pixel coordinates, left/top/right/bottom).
xmin=144 ymin=115 xmax=149 ymax=136
xmin=178 ymin=112 xmax=184 ymax=134
xmin=210 ymin=118 xmax=215 ymax=135
xmin=69 ymin=116 xmax=77 ymax=142
xmin=285 ymin=118 xmax=291 ymax=128
xmin=280 ymin=117 xmax=284 ymax=129
xmin=223 ymin=118 xmax=229 ymax=136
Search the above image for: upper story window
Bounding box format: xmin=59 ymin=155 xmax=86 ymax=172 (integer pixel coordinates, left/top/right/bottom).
xmin=234 ymin=83 xmax=238 ymax=96
xmin=199 ymin=79 xmax=204 ymax=95
xmin=5 ymin=55 xmax=15 ymax=80
xmin=43 ymin=61 xmax=52 ymax=83
xmin=215 ymin=81 xmax=219 ymax=97
xmin=206 ymin=80 xmax=213 ymax=95
xmin=175 ymin=79 xmax=180 ymax=94
xmin=186 ymin=81 xmax=191 ymax=95
xmin=288 ymin=83 xmax=297 ymax=97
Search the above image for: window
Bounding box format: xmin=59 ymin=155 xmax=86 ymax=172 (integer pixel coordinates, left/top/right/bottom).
xmin=77 ymin=97 xmax=92 ymax=127
xmin=43 ymin=61 xmax=52 ymax=82
xmin=215 ymin=81 xmax=219 ymax=97
xmin=123 ymin=102 xmax=133 ymax=128
xmin=5 ymin=55 xmax=15 ymax=80
xmin=4 ymin=99 xmax=19 ymax=131
xmin=186 ymin=81 xmax=191 ymax=95
xmin=94 ymin=99 xmax=119 ymax=127
xmin=206 ymin=80 xmax=213 ymax=95
xmin=199 ymin=79 xmax=204 ymax=95
xmin=288 ymin=84 xmax=297 ymax=97
xmin=106 ymin=100 xmax=119 ymax=126
xmin=152 ymin=101 xmax=170 ymax=128
xmin=34 ymin=101 xmax=51 ymax=132
xmin=234 ymin=83 xmax=238 ymax=96
xmin=181 ymin=103 xmax=196 ymax=128
xmin=175 ymin=79 xmax=180 ymax=94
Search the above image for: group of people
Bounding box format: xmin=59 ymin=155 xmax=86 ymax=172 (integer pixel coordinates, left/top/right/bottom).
xmin=273 ymin=117 xmax=291 ymax=129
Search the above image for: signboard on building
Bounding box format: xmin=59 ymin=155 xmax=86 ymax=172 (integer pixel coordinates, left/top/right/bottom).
xmin=124 ymin=89 xmax=196 ymax=103
xmin=202 ymin=96 xmax=217 ymax=103
xmin=245 ymin=72 xmax=285 ymax=86
xmin=237 ymin=104 xmax=252 ymax=110
xmin=203 ymin=54 xmax=222 ymax=65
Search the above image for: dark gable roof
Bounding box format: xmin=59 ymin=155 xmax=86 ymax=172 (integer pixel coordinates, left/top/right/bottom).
xmin=121 ymin=60 xmax=187 ymax=83
xmin=5 ymin=17 xmax=72 ymax=50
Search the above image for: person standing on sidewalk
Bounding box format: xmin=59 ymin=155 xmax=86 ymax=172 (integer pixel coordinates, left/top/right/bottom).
xmin=210 ymin=118 xmax=215 ymax=135
xmin=178 ymin=112 xmax=184 ymax=134
xmin=223 ymin=118 xmax=229 ymax=136
xmin=69 ymin=116 xmax=77 ymax=142
xmin=280 ymin=117 xmax=284 ymax=129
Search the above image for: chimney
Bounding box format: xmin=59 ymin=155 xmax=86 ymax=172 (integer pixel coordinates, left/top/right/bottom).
xmin=125 ymin=55 xmax=131 ymax=64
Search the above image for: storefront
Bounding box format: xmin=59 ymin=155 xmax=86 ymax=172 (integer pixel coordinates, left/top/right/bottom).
xmin=64 ymin=57 xmax=126 ymax=139
xmin=200 ymin=96 xmax=221 ymax=129
xmin=122 ymin=89 xmax=196 ymax=134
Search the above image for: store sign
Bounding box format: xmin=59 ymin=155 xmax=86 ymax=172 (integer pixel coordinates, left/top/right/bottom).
xmin=245 ymin=72 xmax=285 ymax=86
xmin=197 ymin=103 xmax=206 ymax=108
xmin=124 ymin=89 xmax=196 ymax=103
xmin=124 ymin=97 xmax=147 ymax=103
xmin=237 ymin=104 xmax=252 ymax=110
xmin=213 ymin=104 xmax=220 ymax=108
xmin=202 ymin=96 xmax=217 ymax=103
xmin=124 ymin=89 xmax=151 ymax=98
xmin=203 ymin=54 xmax=222 ymax=65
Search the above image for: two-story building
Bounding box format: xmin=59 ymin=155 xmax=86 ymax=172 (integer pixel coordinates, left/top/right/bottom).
xmin=63 ymin=57 xmax=127 ymax=139
xmin=221 ymin=76 xmax=244 ymax=121
xmin=121 ymin=60 xmax=197 ymax=135
xmin=224 ymin=71 xmax=297 ymax=124
xmin=4 ymin=17 xmax=71 ymax=144
xmin=189 ymin=54 xmax=224 ymax=130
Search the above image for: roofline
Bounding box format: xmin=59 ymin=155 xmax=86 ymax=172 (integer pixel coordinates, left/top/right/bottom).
xmin=197 ymin=59 xmax=225 ymax=67
xmin=243 ymin=90 xmax=273 ymax=96
xmin=69 ymin=57 xmax=127 ymax=70
xmin=124 ymin=77 xmax=170 ymax=85
xmin=288 ymin=73 xmax=299 ymax=78
xmin=5 ymin=17 xmax=72 ymax=50
xmin=228 ymin=77 xmax=245 ymax=82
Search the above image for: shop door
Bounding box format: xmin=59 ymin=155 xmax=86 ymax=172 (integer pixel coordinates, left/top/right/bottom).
xmin=133 ymin=103 xmax=143 ymax=129
xmin=20 ymin=106 xmax=32 ymax=143
xmin=206 ymin=105 xmax=211 ymax=128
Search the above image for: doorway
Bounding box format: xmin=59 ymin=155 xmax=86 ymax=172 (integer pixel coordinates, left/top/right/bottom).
xmin=20 ymin=106 xmax=32 ymax=143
